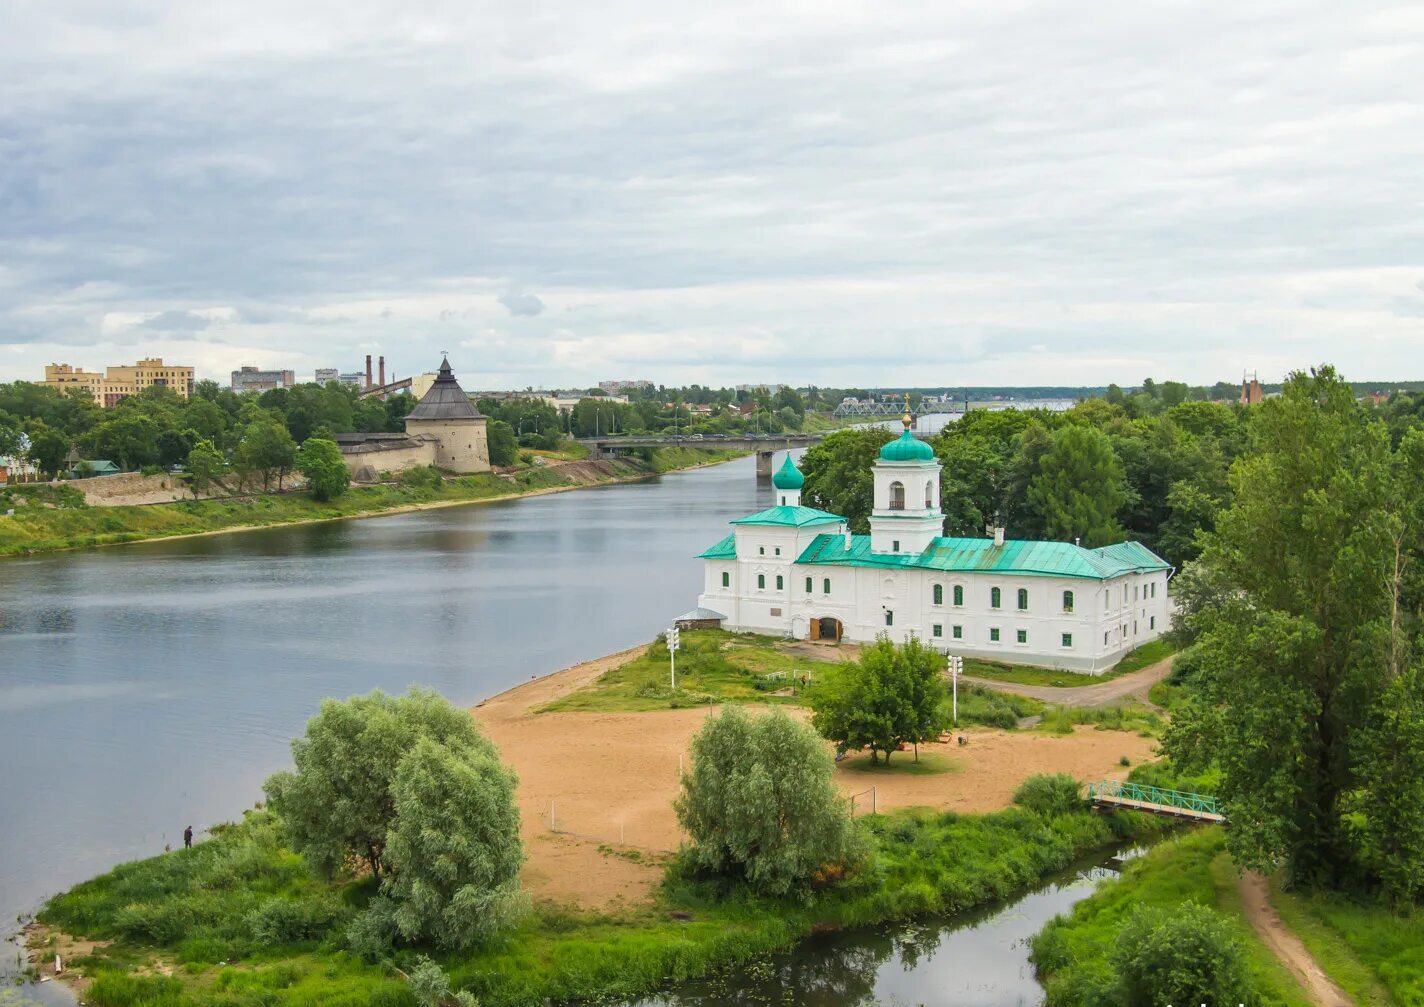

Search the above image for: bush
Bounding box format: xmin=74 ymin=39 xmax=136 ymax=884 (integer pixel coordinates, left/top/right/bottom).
xmin=397 ymin=465 xmax=444 ymax=490
xmin=675 ymin=707 xmax=865 ymax=895
xmin=246 ymin=894 xmax=348 ymax=946
xmin=1013 ymin=774 xmax=1083 ymax=817
xmin=1111 ymin=902 xmax=1250 ymax=1007
xmin=296 ymin=437 xmax=350 ymax=501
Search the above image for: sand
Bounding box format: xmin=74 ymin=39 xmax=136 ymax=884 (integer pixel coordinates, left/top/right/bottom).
xmin=473 ymin=646 xmax=1159 ymax=911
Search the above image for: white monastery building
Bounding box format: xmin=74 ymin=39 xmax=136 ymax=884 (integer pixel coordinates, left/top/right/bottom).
xmin=695 ymin=415 xmax=1172 ymax=674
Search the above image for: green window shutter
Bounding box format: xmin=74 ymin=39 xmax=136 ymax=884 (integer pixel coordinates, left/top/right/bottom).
xmin=805 ymin=576 xmax=812 ymax=593
xmin=721 ymin=571 xmax=729 ymax=588
xmin=823 ymin=578 xmax=831 ymax=595
xmin=776 ymin=575 xmax=783 ymax=590
xmin=990 ymin=627 xmax=1000 ymax=642
xmin=757 ymin=574 xmax=765 ymax=589
xmin=933 ymin=584 xmax=943 ymax=605
xmin=1063 ymin=590 xmax=1073 ymax=612
xmin=1062 ymin=633 xmax=1072 ymax=648
xmin=952 ymin=625 xmax=962 ymax=639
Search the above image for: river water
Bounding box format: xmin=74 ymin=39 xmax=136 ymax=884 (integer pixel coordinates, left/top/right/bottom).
xmin=0 ymin=457 xmax=768 ymax=1001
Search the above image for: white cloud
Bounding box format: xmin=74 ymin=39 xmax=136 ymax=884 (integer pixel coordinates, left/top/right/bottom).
xmin=1 ymin=1 xmax=1422 ymax=388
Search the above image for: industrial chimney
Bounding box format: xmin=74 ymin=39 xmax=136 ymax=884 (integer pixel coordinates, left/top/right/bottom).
xmin=378 ymin=356 xmax=386 ymax=387
xmin=365 ymin=354 xmax=373 ymax=389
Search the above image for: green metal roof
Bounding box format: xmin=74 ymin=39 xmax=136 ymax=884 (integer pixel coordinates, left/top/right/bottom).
xmin=698 ymin=533 xmax=737 ymax=560
xmin=729 ymin=505 xmax=846 ymax=528
xmin=795 ymin=534 xmax=1172 ymax=580
xmin=879 ymin=429 xmax=937 ymax=462
xmin=772 ymin=454 xmax=805 ymax=490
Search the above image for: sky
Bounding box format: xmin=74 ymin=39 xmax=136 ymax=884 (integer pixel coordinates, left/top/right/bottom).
xmin=1 ymin=1 xmax=1422 ymax=391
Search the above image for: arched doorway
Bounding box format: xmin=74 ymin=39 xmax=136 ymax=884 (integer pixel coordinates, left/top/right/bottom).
xmin=809 ymin=616 xmax=843 ymax=642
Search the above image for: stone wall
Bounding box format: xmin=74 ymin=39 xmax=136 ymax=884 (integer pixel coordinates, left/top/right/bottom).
xmin=403 ymin=416 xmax=490 ymax=473
xmin=339 ymin=440 xmax=438 ymax=479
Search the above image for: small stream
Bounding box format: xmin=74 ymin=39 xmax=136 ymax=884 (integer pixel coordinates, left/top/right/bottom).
xmin=621 ymin=844 xmax=1147 ymax=1007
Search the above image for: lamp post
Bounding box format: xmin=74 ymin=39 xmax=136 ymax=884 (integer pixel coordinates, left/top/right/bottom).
xmin=939 ymin=646 xmax=963 ymax=727
xmin=668 ymin=624 xmax=681 ymax=690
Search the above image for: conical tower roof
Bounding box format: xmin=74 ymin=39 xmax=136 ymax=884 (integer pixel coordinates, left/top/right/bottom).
xmin=406 ymin=357 xmax=482 ymax=420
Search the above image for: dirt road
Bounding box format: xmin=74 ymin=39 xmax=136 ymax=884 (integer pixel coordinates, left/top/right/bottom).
xmin=1238 ymin=872 xmax=1352 ymax=1007
xmin=963 ymin=655 xmax=1175 ymax=708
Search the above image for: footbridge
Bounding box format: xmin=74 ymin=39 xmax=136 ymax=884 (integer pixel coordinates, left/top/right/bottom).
xmin=1086 ymin=780 xmax=1225 ymax=823
xmin=578 ymin=433 xmax=830 ymax=478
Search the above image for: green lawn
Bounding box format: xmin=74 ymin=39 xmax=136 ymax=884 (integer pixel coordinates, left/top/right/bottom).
xmin=836 ymin=751 xmax=959 ymax=776
xmin=1036 ymin=702 xmax=1164 ymax=737
xmin=537 ymin=629 xmax=847 ymax=713
xmin=1031 ymin=828 xmax=1314 ymax=1007
xmin=37 ymin=802 xmax=1173 ymax=1007
xmin=1269 ymin=884 xmax=1422 ymax=1006
xmin=963 ymin=639 xmax=1177 ymax=688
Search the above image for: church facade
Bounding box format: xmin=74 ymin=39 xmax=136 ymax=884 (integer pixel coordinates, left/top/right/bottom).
xmin=695 ymin=419 xmax=1172 ymax=674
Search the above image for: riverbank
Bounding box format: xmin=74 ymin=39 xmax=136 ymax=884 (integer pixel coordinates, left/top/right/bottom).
xmin=27 ymin=638 xmax=1166 ymax=1007
xmin=0 ymin=447 xmax=743 ymax=558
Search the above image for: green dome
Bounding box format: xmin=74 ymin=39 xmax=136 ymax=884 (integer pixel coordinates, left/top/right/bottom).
xmin=879 ymin=429 xmax=936 ymax=462
xmin=772 ymin=454 xmax=805 ymax=489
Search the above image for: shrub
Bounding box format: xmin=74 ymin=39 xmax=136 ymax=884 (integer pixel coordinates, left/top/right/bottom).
xmin=675 ymin=707 xmax=866 ymax=895
xmin=296 ymin=437 xmax=350 ymax=501
xmin=246 ymin=894 xmax=348 ymax=946
xmin=397 ymin=465 xmax=444 ymax=490
xmin=1012 ymin=774 xmax=1083 ymax=817
xmin=1110 ymin=902 xmax=1250 ymax=1007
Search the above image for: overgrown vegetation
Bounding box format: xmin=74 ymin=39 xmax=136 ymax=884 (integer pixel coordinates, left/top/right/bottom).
xmin=41 ymin=794 xmax=1167 ymax=1007
xmin=1031 ymin=829 xmax=1314 ymax=1007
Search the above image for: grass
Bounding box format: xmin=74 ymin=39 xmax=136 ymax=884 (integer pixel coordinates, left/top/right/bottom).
xmin=1037 ymin=702 xmax=1164 ymax=737
xmin=1268 ymin=884 xmax=1423 ymax=1006
xmin=963 ymin=638 xmax=1176 ymax=688
xmin=0 ymin=447 xmax=740 ymax=558
xmin=954 ymin=683 xmax=1044 ymax=727
xmin=537 ymin=629 xmax=847 ymax=712
xmin=40 ymin=799 xmax=1173 ymax=1007
xmin=836 ymin=751 xmax=958 ymax=775
xmin=1030 ymin=828 xmax=1315 ymax=1007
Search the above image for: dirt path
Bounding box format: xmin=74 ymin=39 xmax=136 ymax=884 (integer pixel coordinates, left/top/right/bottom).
xmin=473 ymin=646 xmax=1157 ymax=911
xmin=963 ymin=655 xmax=1175 ymax=708
xmin=1238 ymin=872 xmax=1353 ymax=1007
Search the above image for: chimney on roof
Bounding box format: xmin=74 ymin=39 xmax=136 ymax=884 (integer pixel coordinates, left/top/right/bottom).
xmin=993 ymin=526 xmax=1005 ymax=547
xmin=843 ymin=525 xmax=852 ymax=550
xmin=365 ymin=355 xmax=373 ymax=389
xmin=378 ymin=356 xmax=385 ymax=387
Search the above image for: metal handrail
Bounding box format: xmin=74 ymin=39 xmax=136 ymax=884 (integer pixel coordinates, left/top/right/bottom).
xmin=1086 ymin=780 xmax=1224 ymax=818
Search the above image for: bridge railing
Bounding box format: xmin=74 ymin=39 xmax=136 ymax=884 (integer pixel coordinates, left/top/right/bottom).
xmin=1086 ymin=780 xmax=1223 ymax=818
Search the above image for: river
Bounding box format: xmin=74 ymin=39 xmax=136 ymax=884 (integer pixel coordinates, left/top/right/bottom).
xmin=0 ymin=456 xmax=768 ymax=1002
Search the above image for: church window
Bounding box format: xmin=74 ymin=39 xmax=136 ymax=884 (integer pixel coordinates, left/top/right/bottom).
xmin=1017 ymin=629 xmax=1027 ymax=644
xmin=991 ymin=587 xmax=1001 ymax=609
xmin=885 ymin=610 xmax=894 ymax=627
xmin=1151 ymin=582 xmax=1157 ymax=598
xmin=805 ymin=577 xmax=812 ymax=593
xmin=933 ymin=584 xmax=943 ymax=605
xmin=953 ymin=584 xmax=963 ymax=606
xmin=953 ymin=625 xmax=963 ymax=639
xmin=1150 ymin=616 xmax=1156 ymax=630
xmin=759 ymin=546 xmax=765 ymax=555
xmin=776 ymin=575 xmax=783 ymax=590
xmin=822 ymin=578 xmax=831 ymax=595
xmin=1062 ymin=633 xmax=1073 ymax=648
xmin=1017 ymin=588 xmax=1029 ymax=610
xmin=780 ymin=495 xmax=787 ymax=505
xmin=1104 ymin=631 xmax=1110 ymax=645
xmin=757 ymin=574 xmax=765 ymax=590
xmin=925 ymin=480 xmax=934 ymax=508
xmin=933 ymin=623 xmax=942 ymax=638
xmin=1063 ymin=590 xmax=1073 ymax=612
xmin=775 ymin=547 xmax=781 ymax=556
xmin=1134 ymin=620 xmax=1138 ymax=635
xmin=990 ymin=627 xmax=1000 ymax=642
xmin=892 ymin=540 xmax=900 ymax=552
xmin=889 ymin=481 xmax=905 ymax=510
xmin=721 ymin=572 xmax=729 ymax=588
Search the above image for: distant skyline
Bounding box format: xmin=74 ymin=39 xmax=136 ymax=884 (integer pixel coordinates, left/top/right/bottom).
xmin=2 ymin=2 xmax=1421 ymax=389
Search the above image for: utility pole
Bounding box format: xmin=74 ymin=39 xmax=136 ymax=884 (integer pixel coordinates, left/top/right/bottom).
xmin=668 ymin=625 xmax=681 ymax=690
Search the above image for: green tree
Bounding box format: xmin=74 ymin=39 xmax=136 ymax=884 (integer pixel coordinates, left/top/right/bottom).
xmin=1026 ymin=424 xmax=1128 ymax=547
xmin=263 ymin=688 xmax=500 ymax=880
xmin=156 ymin=428 xmax=196 ymax=469
xmin=801 ymin=427 xmax=894 ymax=531
xmin=1163 ymin=367 xmax=1423 ymax=887
xmin=0 ymin=409 xmax=21 ymax=458
xmin=25 ymin=425 xmax=71 ymax=478
xmin=237 ymin=415 xmax=298 ymax=492
xmin=674 ymin=706 xmax=863 ymax=895
xmin=296 ymin=437 xmax=350 ymax=501
xmin=810 ymin=635 xmax=951 ymax=764
xmin=1351 ymin=664 xmax=1424 ymax=905
xmin=186 ymin=439 xmax=227 ymax=497
xmin=85 ymin=412 xmax=160 ymax=470
xmin=1110 ymin=903 xmax=1250 ymax=1007
xmin=381 ymin=736 xmax=524 ymax=949
xmin=486 ymin=419 xmax=518 ymax=466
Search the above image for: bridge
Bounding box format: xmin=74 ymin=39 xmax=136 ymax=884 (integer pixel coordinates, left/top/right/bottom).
xmin=578 ymin=433 xmax=830 ymax=478
xmin=1086 ymin=780 xmax=1225 ymax=823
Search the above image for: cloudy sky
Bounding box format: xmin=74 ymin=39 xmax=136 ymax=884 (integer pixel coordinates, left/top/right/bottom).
xmin=2 ymin=1 xmax=1421 ymax=390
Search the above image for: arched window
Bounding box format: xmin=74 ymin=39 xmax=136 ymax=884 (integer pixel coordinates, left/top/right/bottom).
xmin=805 ymin=576 xmax=812 ymax=593
xmin=757 ymin=574 xmax=765 ymax=589
xmin=776 ymin=575 xmax=784 ymax=590
xmin=953 ymin=584 xmax=963 ymax=607
xmin=1062 ymin=590 xmax=1074 ymax=613
xmin=933 ymin=584 xmax=943 ymax=605
xmin=991 ymin=587 xmax=1001 ymax=609
xmin=1017 ymin=588 xmax=1029 ymax=611
xmin=889 ymin=481 xmax=905 ymax=510
xmin=925 ymin=480 xmax=934 ymax=508
xmin=823 ymin=578 xmax=831 ymax=595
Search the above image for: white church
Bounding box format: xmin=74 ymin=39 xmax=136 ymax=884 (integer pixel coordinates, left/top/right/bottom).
xmin=694 ymin=415 xmax=1172 ymax=674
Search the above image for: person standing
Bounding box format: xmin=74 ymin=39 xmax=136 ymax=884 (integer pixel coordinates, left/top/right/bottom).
xmin=183 ymin=825 xmax=193 ymax=849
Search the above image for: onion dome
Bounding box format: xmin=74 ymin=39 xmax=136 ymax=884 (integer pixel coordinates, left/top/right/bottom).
xmin=879 ymin=428 xmax=936 ymax=462
xmin=772 ymin=454 xmax=805 ymax=490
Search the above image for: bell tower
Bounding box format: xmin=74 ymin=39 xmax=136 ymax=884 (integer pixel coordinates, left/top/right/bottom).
xmin=868 ymin=397 xmax=943 ymax=555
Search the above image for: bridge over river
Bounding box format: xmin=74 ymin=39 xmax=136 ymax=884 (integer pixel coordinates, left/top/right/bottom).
xmin=1087 ymin=780 xmax=1226 ymax=823
xmin=578 ymin=432 xmax=835 ymax=477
